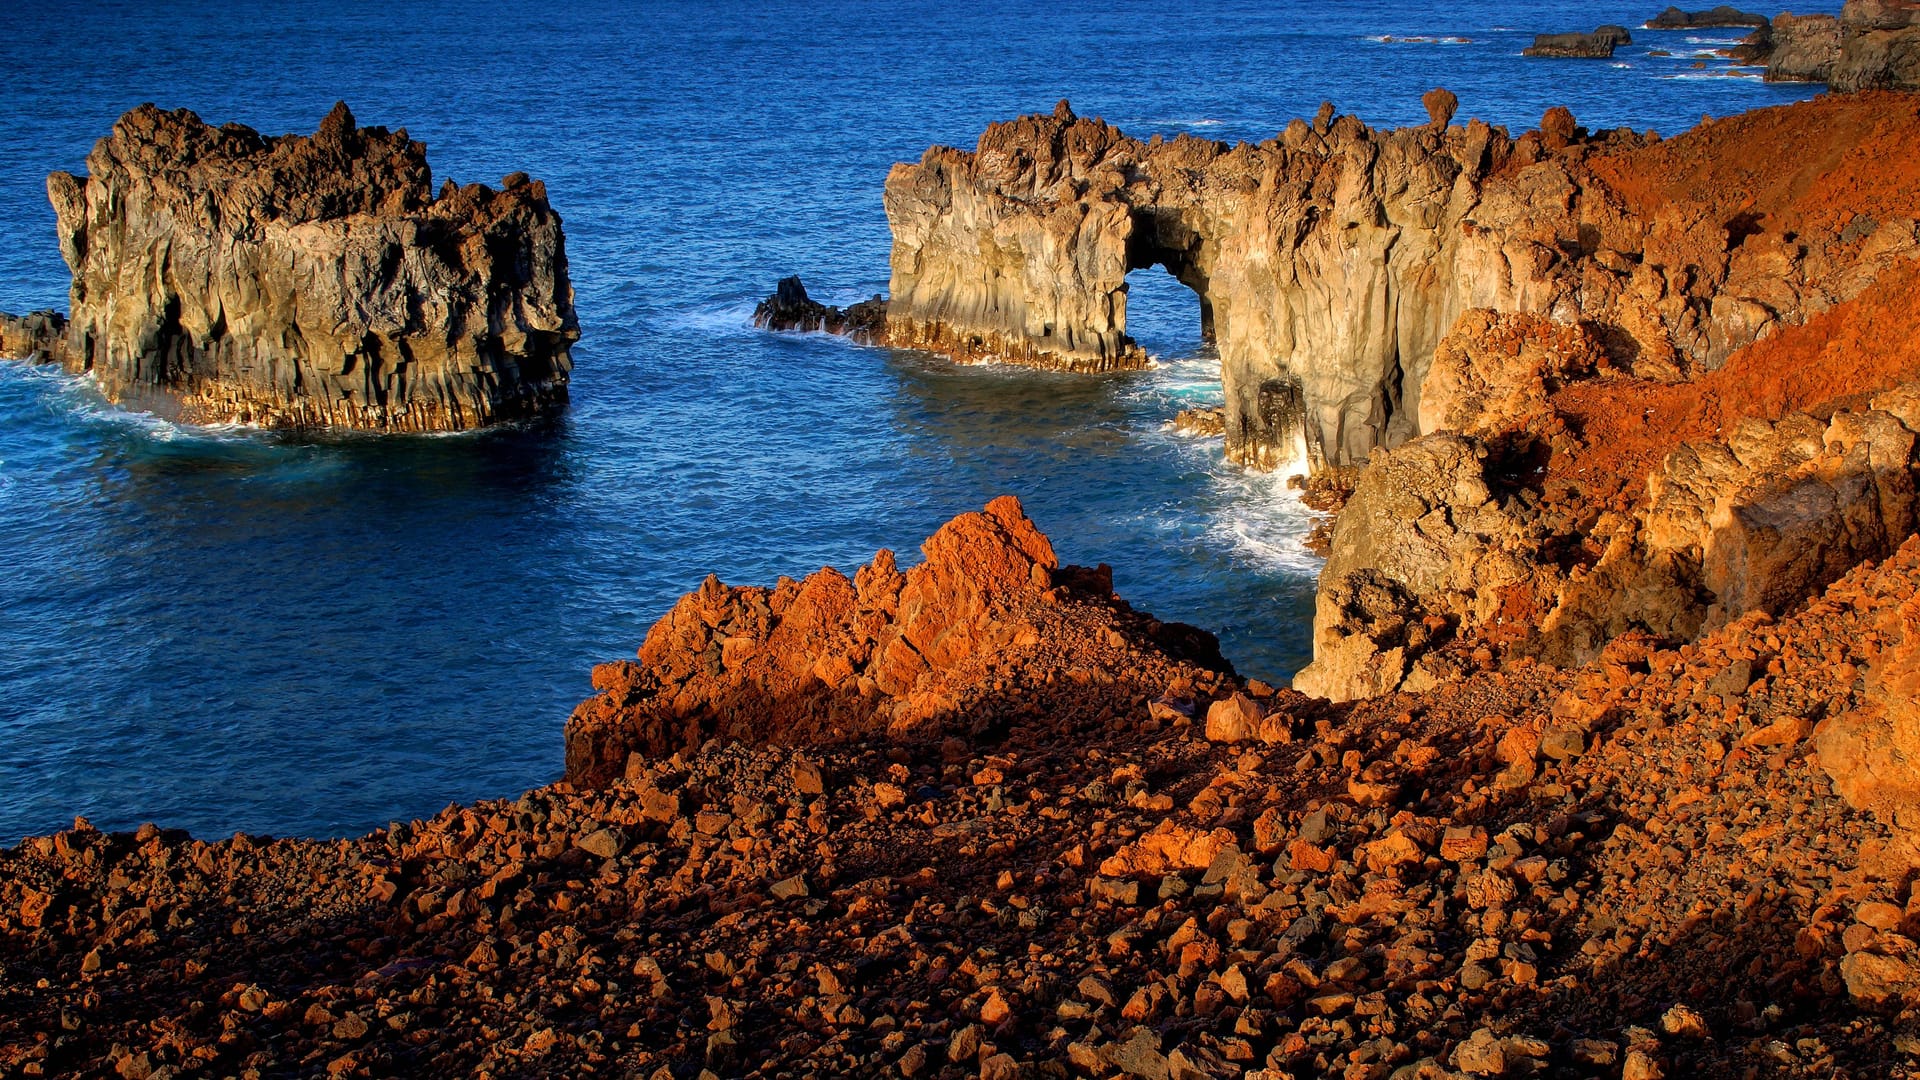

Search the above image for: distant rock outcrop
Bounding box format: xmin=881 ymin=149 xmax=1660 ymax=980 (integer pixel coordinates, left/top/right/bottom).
xmin=1748 ymin=1 xmax=1920 ymax=89
xmin=1760 ymin=13 xmax=1846 ymax=81
xmin=1523 ymin=31 xmax=1621 ymax=57
xmin=1646 ymin=4 xmax=1770 ymax=28
xmin=564 ymin=495 xmax=1231 ymax=785
xmin=19 ymin=103 xmax=578 ymax=432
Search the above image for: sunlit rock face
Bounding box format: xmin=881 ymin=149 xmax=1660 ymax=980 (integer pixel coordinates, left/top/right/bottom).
xmin=41 ymin=102 xmax=578 ymax=432
xmin=880 ymin=94 xmax=1920 ymax=472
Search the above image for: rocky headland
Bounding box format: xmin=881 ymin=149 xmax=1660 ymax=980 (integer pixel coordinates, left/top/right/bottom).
xmin=762 ymin=92 xmax=1918 ymax=481
xmin=7 ymin=91 xmax=1920 ymax=1080
xmin=0 ymin=103 xmax=578 ymax=432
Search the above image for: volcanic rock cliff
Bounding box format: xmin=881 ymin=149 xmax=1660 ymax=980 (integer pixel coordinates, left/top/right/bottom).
xmin=878 ymin=93 xmax=1919 ymax=472
xmin=14 ymin=103 xmax=578 ymax=432
xmin=1294 ymin=93 xmax=1920 ymax=701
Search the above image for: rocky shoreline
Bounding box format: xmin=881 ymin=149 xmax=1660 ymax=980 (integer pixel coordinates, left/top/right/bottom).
xmin=5 ymin=81 xmax=1920 ymax=1080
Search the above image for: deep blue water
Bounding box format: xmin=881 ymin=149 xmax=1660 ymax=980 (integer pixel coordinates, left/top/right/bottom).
xmin=0 ymin=0 xmax=1827 ymax=843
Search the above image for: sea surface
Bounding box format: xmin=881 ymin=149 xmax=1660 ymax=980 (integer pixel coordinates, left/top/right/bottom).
xmin=0 ymin=0 xmax=1829 ymax=843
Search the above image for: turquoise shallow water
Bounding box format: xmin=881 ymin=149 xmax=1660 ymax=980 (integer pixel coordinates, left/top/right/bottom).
xmin=0 ymin=0 xmax=1828 ymax=842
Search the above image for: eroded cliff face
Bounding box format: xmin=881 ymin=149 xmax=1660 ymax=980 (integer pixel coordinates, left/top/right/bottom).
xmin=882 ymin=94 xmax=1920 ymax=470
xmin=35 ymin=103 xmax=578 ymax=432
xmin=1297 ymin=256 xmax=1920 ymax=701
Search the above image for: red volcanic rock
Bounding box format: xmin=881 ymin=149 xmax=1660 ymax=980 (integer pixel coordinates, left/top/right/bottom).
xmin=564 ymin=496 xmax=1231 ymax=784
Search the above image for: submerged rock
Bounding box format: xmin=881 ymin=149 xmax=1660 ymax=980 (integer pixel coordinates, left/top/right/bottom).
xmin=30 ymin=102 xmax=578 ymax=432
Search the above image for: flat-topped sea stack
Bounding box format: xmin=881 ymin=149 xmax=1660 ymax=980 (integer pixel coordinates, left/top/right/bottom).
xmin=14 ymin=103 xmax=578 ymax=432
xmin=1645 ymin=4 xmax=1771 ymax=28
xmin=865 ymin=93 xmax=1920 ymax=473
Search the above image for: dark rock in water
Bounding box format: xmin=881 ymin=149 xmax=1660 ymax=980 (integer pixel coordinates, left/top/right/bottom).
xmin=1646 ymin=5 xmax=1769 ymax=29
xmin=1594 ymin=24 xmax=1635 ymax=45
xmin=752 ymin=276 xmax=888 ymax=341
xmin=38 ymin=102 xmax=577 ymax=432
xmin=1523 ymin=31 xmax=1618 ymax=57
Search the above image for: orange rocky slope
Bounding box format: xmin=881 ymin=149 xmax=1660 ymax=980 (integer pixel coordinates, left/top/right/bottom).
xmin=3 ymin=499 xmax=1920 ymax=1078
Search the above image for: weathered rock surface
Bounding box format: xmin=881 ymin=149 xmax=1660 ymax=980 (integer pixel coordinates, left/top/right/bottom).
xmin=877 ymin=93 xmax=1920 ymax=472
xmin=752 ymin=275 xmax=887 ymax=339
xmin=1646 ymin=4 xmax=1770 ymax=28
xmin=1302 ymin=293 xmax=1920 ymax=704
xmin=1761 ymin=13 xmax=1845 ymax=81
xmin=0 ymin=311 xmax=70 ymax=364
xmin=1523 ymin=31 xmax=1620 ymax=58
xmin=564 ymin=495 xmax=1231 ymax=785
xmin=23 ymin=102 xmax=578 ymax=431
xmin=1830 ymin=0 xmax=1920 ymax=91
xmin=1750 ymin=1 xmax=1920 ymax=89
xmin=5 ymin=517 xmax=1918 ymax=1078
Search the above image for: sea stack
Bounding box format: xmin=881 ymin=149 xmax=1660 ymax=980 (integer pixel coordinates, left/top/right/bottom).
xmin=34 ymin=103 xmax=578 ymax=432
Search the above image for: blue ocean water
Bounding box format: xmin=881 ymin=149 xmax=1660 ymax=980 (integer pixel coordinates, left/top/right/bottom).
xmin=0 ymin=0 xmax=1828 ymax=843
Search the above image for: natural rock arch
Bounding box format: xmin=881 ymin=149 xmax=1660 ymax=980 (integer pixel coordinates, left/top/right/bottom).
xmin=876 ymin=95 xmax=1920 ymax=472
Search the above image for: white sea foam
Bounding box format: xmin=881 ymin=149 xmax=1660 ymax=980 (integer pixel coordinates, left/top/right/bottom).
xmin=1124 ymin=349 xmax=1324 ymax=577
xmin=1125 ymin=117 xmax=1227 ymax=129
xmin=672 ymin=297 xmax=762 ymax=335
xmin=1363 ymin=34 xmax=1473 ymax=45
